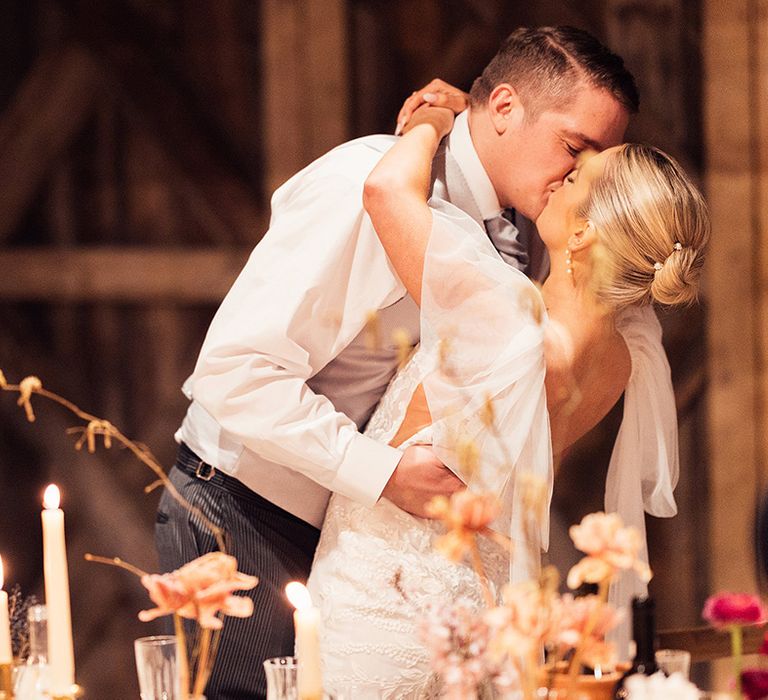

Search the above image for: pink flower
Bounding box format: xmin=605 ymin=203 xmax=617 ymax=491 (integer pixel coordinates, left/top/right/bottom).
xmin=419 ymin=599 xmax=523 ymax=699
xmin=139 ymin=552 xmax=258 ymax=629
xmin=419 ymin=599 xmax=497 ymax=699
xmin=702 ymin=592 xmax=767 ymax=628
xmin=546 ymin=593 xmax=621 ymax=666
xmin=567 ymin=512 xmax=651 ymax=587
xmin=742 ymin=670 xmax=768 ymax=700
xmin=759 ymin=631 xmax=768 ymax=656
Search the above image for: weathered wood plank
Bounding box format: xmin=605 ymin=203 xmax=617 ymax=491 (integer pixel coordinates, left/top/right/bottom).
xmin=0 ymin=248 xmax=250 ymax=302
xmin=658 ymin=623 xmax=767 ymax=662
xmin=260 ymin=0 xmax=350 ymax=195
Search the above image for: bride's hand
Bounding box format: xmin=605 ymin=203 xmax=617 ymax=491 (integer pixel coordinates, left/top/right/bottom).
xmin=406 ymin=104 xmax=456 ymax=141
xmin=395 ymin=78 xmax=470 ymax=136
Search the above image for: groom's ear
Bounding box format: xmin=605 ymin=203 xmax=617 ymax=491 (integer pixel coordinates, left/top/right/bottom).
xmin=488 ymin=84 xmax=525 ymax=134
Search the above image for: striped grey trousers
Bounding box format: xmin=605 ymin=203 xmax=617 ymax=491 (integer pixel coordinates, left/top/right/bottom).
xmin=155 ymin=443 xmax=321 ymax=699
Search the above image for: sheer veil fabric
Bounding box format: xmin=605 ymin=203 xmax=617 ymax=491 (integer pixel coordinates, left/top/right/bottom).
xmin=420 ymin=201 xmax=678 ymax=657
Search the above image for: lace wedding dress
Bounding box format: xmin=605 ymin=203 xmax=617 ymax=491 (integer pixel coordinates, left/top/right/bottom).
xmin=306 ymin=202 xmax=680 ymax=697
xmin=308 ymin=348 xmax=512 ymax=698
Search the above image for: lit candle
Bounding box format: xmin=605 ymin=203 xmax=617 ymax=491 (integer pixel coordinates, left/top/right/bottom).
xmin=0 ymin=557 xmax=12 ymax=664
xmin=0 ymin=556 xmax=11 ymax=699
xmin=285 ymin=582 xmax=322 ymax=700
xmin=42 ymin=484 xmax=75 ymax=694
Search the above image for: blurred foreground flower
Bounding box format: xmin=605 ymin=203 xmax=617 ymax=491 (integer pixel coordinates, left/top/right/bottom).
xmin=139 ymin=552 xmax=258 ymax=629
xmin=548 ymin=593 xmax=620 ymax=668
xmin=419 ymin=598 xmax=520 ymax=700
xmin=702 ymin=592 xmax=767 ymax=698
xmin=742 ymin=670 xmax=768 ymax=700
xmin=427 ymin=490 xmax=500 ymax=564
xmin=702 ymin=592 xmax=767 ymax=628
xmin=567 ymin=512 xmax=651 ymax=589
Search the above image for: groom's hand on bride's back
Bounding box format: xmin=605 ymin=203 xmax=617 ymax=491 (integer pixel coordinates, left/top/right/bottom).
xmin=381 ymin=444 xmax=464 ymax=518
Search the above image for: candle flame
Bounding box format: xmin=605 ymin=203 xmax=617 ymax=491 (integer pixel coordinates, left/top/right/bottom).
xmin=43 ymin=483 xmax=61 ymax=510
xmin=285 ymin=581 xmax=313 ymax=610
xmin=0 ymin=556 xmax=4 ymax=590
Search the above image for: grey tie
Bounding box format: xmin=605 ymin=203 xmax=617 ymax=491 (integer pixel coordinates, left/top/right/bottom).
xmin=484 ymin=209 xmax=529 ymax=272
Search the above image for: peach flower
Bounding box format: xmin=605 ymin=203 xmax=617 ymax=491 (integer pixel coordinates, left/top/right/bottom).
xmin=567 ymin=512 xmax=651 ymax=587
xmin=428 ymin=490 xmax=501 ymax=563
xmin=139 ymin=552 xmax=258 ymax=629
xmin=427 ymin=490 xmax=500 ymax=532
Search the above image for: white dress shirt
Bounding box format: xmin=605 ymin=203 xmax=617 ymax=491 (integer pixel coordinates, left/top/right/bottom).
xmin=178 ymin=115 xmax=500 ymax=527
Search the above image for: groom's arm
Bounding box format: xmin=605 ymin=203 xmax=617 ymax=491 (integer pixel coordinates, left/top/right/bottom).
xmin=189 ymin=140 xmax=462 ymax=512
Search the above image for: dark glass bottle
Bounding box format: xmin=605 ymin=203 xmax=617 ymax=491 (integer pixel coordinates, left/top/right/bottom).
xmin=613 ymin=596 xmax=659 ymax=699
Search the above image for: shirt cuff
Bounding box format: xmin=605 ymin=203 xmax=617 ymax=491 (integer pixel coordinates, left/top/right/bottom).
xmin=330 ymin=433 xmax=402 ymax=506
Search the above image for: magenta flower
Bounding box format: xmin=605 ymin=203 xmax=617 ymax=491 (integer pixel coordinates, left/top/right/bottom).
xmin=702 ymin=592 xmax=767 ymax=628
xmin=742 ymin=670 xmax=768 ymax=700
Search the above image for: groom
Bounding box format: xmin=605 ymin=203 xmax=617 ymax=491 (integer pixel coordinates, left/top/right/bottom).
xmin=156 ymin=26 xmax=638 ymax=699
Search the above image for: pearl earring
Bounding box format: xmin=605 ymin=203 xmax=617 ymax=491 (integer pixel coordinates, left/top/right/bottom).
xmin=566 ymin=247 xmax=573 ymax=277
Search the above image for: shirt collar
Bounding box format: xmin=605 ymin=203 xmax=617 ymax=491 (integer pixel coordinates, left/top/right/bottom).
xmin=447 ymin=110 xmax=502 ymax=220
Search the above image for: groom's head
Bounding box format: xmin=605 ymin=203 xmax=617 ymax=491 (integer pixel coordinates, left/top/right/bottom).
xmin=468 ymin=26 xmax=638 ymax=220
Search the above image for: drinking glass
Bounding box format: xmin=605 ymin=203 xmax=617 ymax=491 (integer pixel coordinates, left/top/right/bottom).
xmin=134 ymin=635 xmax=180 ymax=700
xmin=263 ymin=657 xmax=298 ymax=700
xmin=655 ymin=648 xmax=691 ymax=679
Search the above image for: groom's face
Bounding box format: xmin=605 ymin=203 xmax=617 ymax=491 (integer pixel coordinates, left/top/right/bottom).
xmin=495 ymin=84 xmax=629 ymax=220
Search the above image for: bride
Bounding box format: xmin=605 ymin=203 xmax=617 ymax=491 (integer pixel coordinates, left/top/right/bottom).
xmin=306 ymin=104 xmax=709 ymax=697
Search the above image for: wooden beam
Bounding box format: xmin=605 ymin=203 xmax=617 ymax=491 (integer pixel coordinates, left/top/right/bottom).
xmin=260 ymin=0 xmax=350 ymax=194
xmin=658 ymin=623 xmax=767 ymax=662
xmin=0 ymin=247 xmax=250 ymax=302
xmin=0 ymin=44 xmax=100 ymax=240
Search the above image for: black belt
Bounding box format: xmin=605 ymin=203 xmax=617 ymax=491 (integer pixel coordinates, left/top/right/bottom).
xmin=173 ymin=442 xmax=319 ymax=531
xmin=175 ymin=442 xmax=263 ymax=503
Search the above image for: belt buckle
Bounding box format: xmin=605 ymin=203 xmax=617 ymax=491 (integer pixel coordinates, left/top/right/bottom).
xmin=194 ymin=460 xmax=215 ymax=482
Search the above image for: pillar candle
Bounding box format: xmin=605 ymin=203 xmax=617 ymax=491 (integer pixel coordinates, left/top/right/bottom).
xmin=0 ymin=557 xmax=12 ymax=665
xmin=285 ymin=582 xmax=322 ymax=700
xmin=42 ymin=484 xmax=75 ymax=694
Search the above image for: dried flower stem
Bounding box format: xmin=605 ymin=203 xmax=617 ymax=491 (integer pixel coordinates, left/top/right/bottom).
xmin=192 ymin=627 xmax=213 ymax=698
xmin=84 ymin=553 xmax=149 ymax=578
xmin=174 ymin=614 xmax=190 ymax=696
xmin=1 ymin=375 xmax=226 ymax=553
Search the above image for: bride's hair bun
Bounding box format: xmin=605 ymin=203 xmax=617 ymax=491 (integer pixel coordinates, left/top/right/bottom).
xmin=582 ymin=144 xmax=710 ymax=309
xmin=650 ymin=245 xmax=702 ymax=306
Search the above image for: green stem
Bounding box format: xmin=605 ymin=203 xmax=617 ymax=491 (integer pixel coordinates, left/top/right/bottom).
xmin=730 ymin=625 xmax=743 ymax=699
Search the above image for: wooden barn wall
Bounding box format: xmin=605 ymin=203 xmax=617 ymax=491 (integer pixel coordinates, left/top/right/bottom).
xmin=0 ymin=1 xmax=713 ymax=695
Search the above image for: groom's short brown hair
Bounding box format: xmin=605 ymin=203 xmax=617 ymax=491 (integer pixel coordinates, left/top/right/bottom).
xmin=470 ymin=26 xmax=639 ymax=117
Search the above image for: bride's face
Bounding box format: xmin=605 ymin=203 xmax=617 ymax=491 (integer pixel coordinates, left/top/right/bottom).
xmin=535 ymin=145 xmax=622 ymax=248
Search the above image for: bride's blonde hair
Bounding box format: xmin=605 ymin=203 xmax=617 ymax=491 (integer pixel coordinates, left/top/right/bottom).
xmin=580 ymin=144 xmax=710 ymax=308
